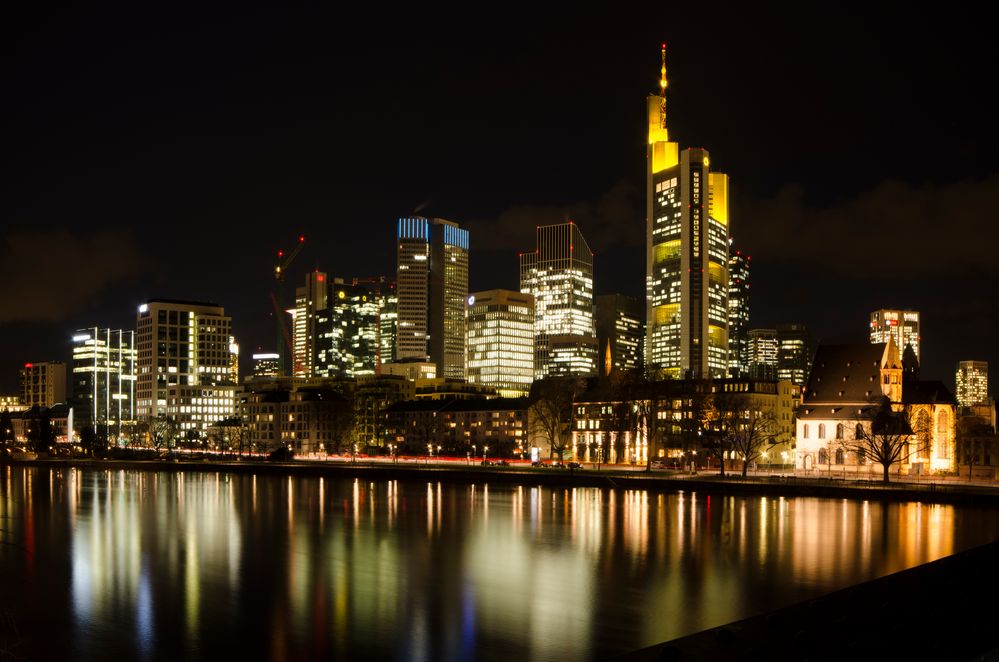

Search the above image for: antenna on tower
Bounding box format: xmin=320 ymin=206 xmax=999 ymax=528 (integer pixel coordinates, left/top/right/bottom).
xmin=659 ymin=42 xmax=668 ymax=129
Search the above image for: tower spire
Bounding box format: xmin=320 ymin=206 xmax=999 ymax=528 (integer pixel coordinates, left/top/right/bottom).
xmin=659 ymin=42 xmax=668 ymax=129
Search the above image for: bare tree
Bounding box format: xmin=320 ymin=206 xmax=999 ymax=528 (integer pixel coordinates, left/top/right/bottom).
xmin=529 ymin=377 xmax=586 ymax=462
xmin=847 ymin=397 xmax=922 ymax=483
xmin=0 ymin=410 xmax=13 ymax=462
xmin=722 ymin=395 xmax=779 ymax=478
xmin=150 ymin=416 xmax=179 ymax=450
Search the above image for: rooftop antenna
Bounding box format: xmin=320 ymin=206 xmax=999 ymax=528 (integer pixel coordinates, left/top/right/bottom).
xmin=659 ymin=42 xmax=668 ymax=129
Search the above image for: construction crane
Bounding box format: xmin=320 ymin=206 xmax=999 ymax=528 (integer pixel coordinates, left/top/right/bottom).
xmin=272 ymin=235 xmax=305 ymax=376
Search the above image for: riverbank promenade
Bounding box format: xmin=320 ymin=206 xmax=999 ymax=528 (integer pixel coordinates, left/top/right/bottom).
xmin=10 ymin=454 xmax=999 ymax=507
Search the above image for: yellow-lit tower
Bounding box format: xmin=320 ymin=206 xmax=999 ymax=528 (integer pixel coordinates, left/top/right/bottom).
xmin=646 ymin=43 xmax=730 ymax=378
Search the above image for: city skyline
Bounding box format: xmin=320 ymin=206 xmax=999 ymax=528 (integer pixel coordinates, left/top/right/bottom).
xmin=4 ymin=6 xmax=998 ymax=390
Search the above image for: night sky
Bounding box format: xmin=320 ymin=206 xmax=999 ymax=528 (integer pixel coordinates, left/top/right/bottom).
xmin=4 ymin=4 xmax=997 ymax=393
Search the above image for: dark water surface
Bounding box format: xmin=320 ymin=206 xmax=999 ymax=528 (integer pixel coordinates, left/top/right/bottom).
xmin=2 ymin=466 xmax=999 ymax=661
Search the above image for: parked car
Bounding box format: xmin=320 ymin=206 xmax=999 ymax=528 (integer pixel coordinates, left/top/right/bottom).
xmin=551 ymin=461 xmax=566 ymax=469
xmin=494 ymin=459 xmax=509 ymax=466
xmin=531 ymin=461 xmax=549 ymax=468
xmin=567 ymin=461 xmax=583 ymax=470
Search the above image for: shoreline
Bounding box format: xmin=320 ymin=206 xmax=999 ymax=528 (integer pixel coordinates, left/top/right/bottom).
xmin=8 ymin=457 xmax=999 ymax=506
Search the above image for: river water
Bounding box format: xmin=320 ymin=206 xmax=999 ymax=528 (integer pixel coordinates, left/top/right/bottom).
xmin=1 ymin=466 xmax=998 ymax=661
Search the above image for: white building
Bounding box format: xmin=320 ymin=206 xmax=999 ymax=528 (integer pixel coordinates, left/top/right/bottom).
xmin=136 ymin=299 xmax=237 ymax=435
xmin=466 ymin=289 xmax=535 ymax=397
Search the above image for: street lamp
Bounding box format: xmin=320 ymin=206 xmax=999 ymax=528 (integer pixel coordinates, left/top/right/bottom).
xmin=483 ymin=445 xmax=489 ymax=464
xmin=436 ymin=445 xmax=442 ymax=463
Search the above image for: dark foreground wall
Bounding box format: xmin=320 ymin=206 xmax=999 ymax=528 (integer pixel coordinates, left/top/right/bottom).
xmin=617 ymin=538 xmax=999 ymax=661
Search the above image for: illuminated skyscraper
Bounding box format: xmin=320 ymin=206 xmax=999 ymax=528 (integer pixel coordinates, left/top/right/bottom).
xmin=396 ymin=217 xmax=469 ymax=379
xmin=747 ymin=328 xmax=777 ymax=380
xmin=956 ymin=360 xmax=989 ymax=407
xmin=727 ymin=247 xmax=750 ymax=376
xmin=520 ymin=222 xmax=597 ymax=378
xmin=135 ymin=299 xmax=236 ymax=433
xmin=776 ymin=323 xmax=810 ymax=387
xmin=646 ymin=44 xmax=730 ymax=378
xmin=870 ymin=309 xmax=920 ymax=360
xmin=19 ymin=361 xmax=67 ymax=407
xmin=596 ymin=294 xmax=644 ymax=376
xmin=466 ymin=289 xmax=535 ymax=397
xmin=70 ymin=328 xmax=136 ymax=437
xmin=290 ymin=270 xmax=328 ymax=378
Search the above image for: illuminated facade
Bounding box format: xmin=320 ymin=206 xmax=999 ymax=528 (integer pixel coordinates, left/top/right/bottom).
xmin=796 ymin=340 xmax=956 ymax=474
xmin=870 ymin=309 xmax=920 ymax=360
xmin=290 ymin=270 xmax=328 ymax=378
xmin=747 ymin=328 xmax=778 ymax=380
xmin=727 ymin=248 xmax=750 ymax=376
xmin=70 ymin=328 xmax=136 ymax=437
xmin=0 ymin=395 xmax=26 ymax=412
xmin=252 ymin=353 xmax=280 ymax=378
xmin=595 ymin=294 xmax=644 ymax=376
xmin=646 ymin=45 xmax=730 ymax=378
xmin=520 ymin=222 xmax=597 ymax=378
xmin=777 ymin=323 xmax=810 ymax=387
xmin=466 ymin=289 xmax=535 ymax=397
xmin=395 ymin=217 xmax=469 ymax=380
xmin=956 ymin=360 xmax=989 ymax=407
xmin=19 ymin=361 xmax=66 ymax=407
xmin=228 ymin=336 xmax=239 ymax=384
xmin=136 ymin=299 xmax=236 ymax=433
xmin=292 ymin=273 xmax=398 ymax=379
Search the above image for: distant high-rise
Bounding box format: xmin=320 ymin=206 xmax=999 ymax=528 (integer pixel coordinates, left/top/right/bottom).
xmin=776 ymin=324 xmax=810 ymax=387
xmin=228 ymin=336 xmax=239 ymax=384
xmin=290 ymin=270 xmax=328 ymax=378
xmin=870 ymin=309 xmax=920 ymax=360
xmin=596 ymin=294 xmax=644 ymax=376
xmin=520 ymin=222 xmax=597 ymax=378
xmin=290 ymin=273 xmax=397 ymax=379
xmin=396 ymin=217 xmax=469 ymax=380
xmin=747 ymin=328 xmax=777 ymax=380
xmin=646 ymin=44 xmax=730 ymax=378
xmin=252 ymin=353 xmax=280 ymax=378
xmin=727 ymin=247 xmax=750 ymax=376
xmin=136 ymin=299 xmax=236 ymax=433
xmin=466 ymin=289 xmax=535 ymax=397
xmin=19 ymin=361 xmax=66 ymax=407
xmin=956 ymin=361 xmax=989 ymax=407
xmin=70 ymin=328 xmax=136 ymax=438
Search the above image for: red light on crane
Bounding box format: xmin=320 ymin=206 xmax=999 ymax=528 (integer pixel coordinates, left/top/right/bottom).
xmin=299 ymin=235 xmax=305 ymax=243
xmin=25 ymin=363 xmax=33 ymax=368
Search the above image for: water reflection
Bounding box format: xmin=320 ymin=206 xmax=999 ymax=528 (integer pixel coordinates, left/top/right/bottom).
xmin=1 ymin=466 xmax=998 ymax=661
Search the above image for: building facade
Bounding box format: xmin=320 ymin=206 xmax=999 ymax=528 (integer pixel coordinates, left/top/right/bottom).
xmin=776 ymin=324 xmax=810 ymax=387
xmin=70 ymin=328 xmax=136 ymax=438
xmin=466 ymin=289 xmax=535 ymax=397
xmin=747 ymin=328 xmax=778 ymax=380
xmin=870 ymin=309 xmax=920 ymax=360
xmin=596 ymin=294 xmax=645 ymax=377
xmin=646 ymin=46 xmax=730 ymax=379
xmin=135 ymin=299 xmax=237 ymax=434
xmin=252 ymin=353 xmax=280 ymax=379
xmin=795 ymin=340 xmax=955 ymax=475
xmin=384 ymin=397 xmax=535 ymax=457
xmin=20 ymin=361 xmax=67 ymax=408
xmin=520 ymin=222 xmax=597 ymax=378
xmin=727 ymin=248 xmax=750 ymax=376
xmin=956 ymin=360 xmax=988 ymax=408
xmin=396 ymin=217 xmax=469 ymax=379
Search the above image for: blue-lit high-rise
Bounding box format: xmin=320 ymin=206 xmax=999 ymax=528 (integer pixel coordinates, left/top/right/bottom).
xmin=396 ymin=217 xmax=469 ymax=379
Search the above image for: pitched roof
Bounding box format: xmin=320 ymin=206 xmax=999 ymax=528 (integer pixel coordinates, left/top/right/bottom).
xmin=902 ymin=380 xmax=957 ymax=405
xmin=803 ymin=343 xmax=887 ymax=404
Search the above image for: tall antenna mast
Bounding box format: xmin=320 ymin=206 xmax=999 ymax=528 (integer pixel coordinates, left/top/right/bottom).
xmin=659 ymin=42 xmax=668 ymax=129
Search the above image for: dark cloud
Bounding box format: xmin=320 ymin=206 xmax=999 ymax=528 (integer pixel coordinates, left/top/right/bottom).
xmin=466 ymin=180 xmax=643 ymax=254
xmin=0 ymin=230 xmax=145 ymax=323
xmin=736 ymin=174 xmax=999 ymax=277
